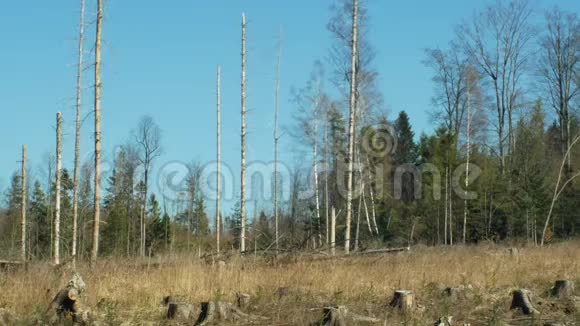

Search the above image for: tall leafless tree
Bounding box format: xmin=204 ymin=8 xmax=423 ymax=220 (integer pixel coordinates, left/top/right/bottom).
xmin=240 ymin=13 xmax=247 ymax=253
xmin=458 ymin=0 xmax=534 ymax=172
xmin=91 ymin=0 xmax=103 ymax=265
xmin=20 ymin=145 xmax=26 ymax=262
xmin=344 ymin=0 xmax=358 ymax=254
xmin=72 ymin=0 xmax=85 ymax=265
xmin=134 ymin=116 xmax=162 ymax=256
xmin=216 ymin=64 xmax=221 ymax=254
xmin=55 ymin=112 xmax=62 ymax=265
xmin=538 ymin=7 xmax=579 ymax=171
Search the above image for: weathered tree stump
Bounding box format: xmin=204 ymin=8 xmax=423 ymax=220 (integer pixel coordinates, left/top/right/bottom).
xmin=434 ymin=316 xmax=453 ymax=326
xmin=550 ymin=280 xmax=574 ymax=298
xmin=235 ymin=292 xmax=251 ymax=309
xmin=319 ymin=306 xmax=381 ymax=326
xmin=390 ymin=290 xmax=414 ymax=312
xmin=508 ymin=248 xmax=519 ymax=256
xmin=163 ymin=296 xmax=199 ymax=321
xmin=510 ymin=289 xmax=539 ymax=315
xmin=46 ymin=273 xmax=87 ymax=323
xmin=321 ymin=306 xmax=348 ymax=326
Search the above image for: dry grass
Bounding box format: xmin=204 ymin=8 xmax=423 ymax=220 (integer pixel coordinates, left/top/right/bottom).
xmin=1 ymin=242 xmax=579 ymax=325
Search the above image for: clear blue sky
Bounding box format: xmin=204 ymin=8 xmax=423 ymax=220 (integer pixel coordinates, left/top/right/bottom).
xmin=0 ymin=0 xmax=577 ymax=214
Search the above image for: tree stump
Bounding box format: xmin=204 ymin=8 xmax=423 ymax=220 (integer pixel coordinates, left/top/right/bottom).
xmin=321 ymin=306 xmax=348 ymax=326
xmin=46 ymin=273 xmax=87 ymax=323
xmin=235 ymin=292 xmax=251 ymax=309
xmin=551 ymin=280 xmax=574 ymax=298
xmin=194 ymin=301 xmax=253 ymax=325
xmin=163 ymin=296 xmax=199 ymax=321
xmin=510 ymin=289 xmax=539 ymax=315
xmin=390 ymin=290 xmax=414 ymax=312
xmin=434 ymin=316 xmax=453 ymax=326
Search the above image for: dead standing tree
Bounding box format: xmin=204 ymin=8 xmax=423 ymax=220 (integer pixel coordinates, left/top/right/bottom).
xmin=55 ymin=113 xmax=62 ymax=266
xmin=216 ymin=64 xmax=221 ymax=253
xmin=20 ymin=145 xmax=26 ymax=262
xmin=344 ymin=0 xmax=358 ymax=254
xmin=92 ymin=0 xmax=103 ymax=265
xmin=240 ymin=13 xmax=247 ymax=253
xmin=134 ymin=116 xmax=162 ymax=257
xmin=72 ymin=0 xmax=85 ymax=265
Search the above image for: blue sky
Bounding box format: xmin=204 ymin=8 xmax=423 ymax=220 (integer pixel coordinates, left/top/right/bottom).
xmin=0 ymin=0 xmax=578 ymax=215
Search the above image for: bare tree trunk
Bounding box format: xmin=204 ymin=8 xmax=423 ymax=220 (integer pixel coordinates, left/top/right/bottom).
xmin=47 ymin=156 xmax=53 ymax=259
xmin=362 ymin=185 xmax=372 ymax=234
xmin=444 ymin=167 xmax=448 ymax=245
xmin=354 ymin=184 xmax=362 ymax=252
xmin=449 ymin=182 xmax=453 ymax=246
xmin=324 ymin=121 xmax=330 ymax=245
xmin=313 ymin=120 xmax=322 ymax=246
xmin=91 ymin=0 xmax=103 ymax=265
xmin=216 ymin=64 xmax=221 ymax=254
xmin=344 ymin=0 xmax=358 ymax=255
xmin=21 ymin=145 xmax=26 ymax=262
xmin=330 ymin=207 xmax=336 ymax=256
xmin=366 ymin=158 xmax=378 ymax=235
xmin=274 ymin=31 xmax=281 ymax=252
xmin=240 ymin=13 xmax=247 ymax=253
xmin=55 ymin=112 xmax=62 ymax=266
xmin=463 ymin=87 xmax=470 ymax=245
xmin=72 ymin=0 xmax=85 ymax=265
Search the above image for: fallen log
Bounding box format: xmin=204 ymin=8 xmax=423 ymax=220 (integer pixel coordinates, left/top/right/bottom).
xmin=0 ymin=260 xmax=25 ymax=271
xmin=510 ymin=289 xmax=539 ymax=315
xmin=550 ymin=280 xmax=574 ymax=299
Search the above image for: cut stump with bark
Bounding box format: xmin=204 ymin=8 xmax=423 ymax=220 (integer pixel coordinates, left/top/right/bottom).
xmin=163 ymin=296 xmax=199 ymax=321
xmin=390 ymin=290 xmax=414 ymax=312
xmin=235 ymin=292 xmax=251 ymax=309
xmin=46 ymin=273 xmax=87 ymax=323
xmin=510 ymin=289 xmax=539 ymax=315
xmin=550 ymin=280 xmax=574 ymax=298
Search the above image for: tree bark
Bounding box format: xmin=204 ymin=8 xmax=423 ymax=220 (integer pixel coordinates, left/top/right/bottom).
xmin=54 ymin=113 xmax=62 ymax=266
xmin=72 ymin=0 xmax=85 ymax=265
xmin=344 ymin=0 xmax=358 ymax=255
xmin=510 ymin=289 xmax=539 ymax=315
xmin=91 ymin=0 xmax=103 ymax=265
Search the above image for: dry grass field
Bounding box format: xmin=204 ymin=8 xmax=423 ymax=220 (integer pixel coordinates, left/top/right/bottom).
xmin=0 ymin=242 xmax=578 ymax=325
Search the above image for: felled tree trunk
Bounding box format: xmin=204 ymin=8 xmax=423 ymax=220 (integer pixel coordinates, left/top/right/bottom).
xmin=551 ymin=280 xmax=574 ymax=298
xmin=510 ymin=289 xmax=539 ymax=315
xmin=390 ymin=290 xmax=414 ymax=312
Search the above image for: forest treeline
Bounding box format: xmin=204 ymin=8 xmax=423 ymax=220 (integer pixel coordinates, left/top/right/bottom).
xmin=0 ymin=0 xmax=578 ymax=260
